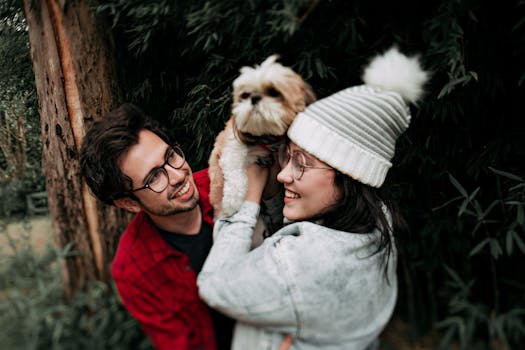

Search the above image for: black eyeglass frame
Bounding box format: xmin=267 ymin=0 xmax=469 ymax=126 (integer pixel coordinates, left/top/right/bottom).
xmin=130 ymin=145 xmax=186 ymax=194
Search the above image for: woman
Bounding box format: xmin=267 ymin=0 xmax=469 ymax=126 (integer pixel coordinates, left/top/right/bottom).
xmin=198 ymin=47 xmax=428 ymax=350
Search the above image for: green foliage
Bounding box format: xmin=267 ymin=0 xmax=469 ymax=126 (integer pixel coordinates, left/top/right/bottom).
xmin=0 ymin=167 xmax=44 ymax=219
xmin=432 ymin=170 xmax=525 ymax=349
xmin=0 ymin=0 xmax=520 ymax=348
xmin=98 ymin=0 xmax=370 ymax=169
xmin=0 ymin=0 xmax=44 ymax=218
xmin=0 ymin=229 xmax=152 ymax=350
xmin=96 ymin=0 xmax=525 ymax=347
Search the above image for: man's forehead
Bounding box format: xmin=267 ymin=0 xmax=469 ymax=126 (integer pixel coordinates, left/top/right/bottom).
xmin=119 ymin=130 xmax=168 ymax=179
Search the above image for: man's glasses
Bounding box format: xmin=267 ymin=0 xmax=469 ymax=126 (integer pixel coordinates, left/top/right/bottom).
xmin=131 ymin=145 xmax=186 ymax=193
xmin=278 ymin=144 xmax=332 ymax=180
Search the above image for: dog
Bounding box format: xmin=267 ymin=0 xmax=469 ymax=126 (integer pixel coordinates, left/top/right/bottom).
xmin=209 ymin=55 xmax=315 ymax=220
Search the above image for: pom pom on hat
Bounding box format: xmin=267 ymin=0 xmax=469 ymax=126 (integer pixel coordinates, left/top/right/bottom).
xmin=287 ymin=46 xmax=428 ymax=187
xmin=363 ymin=46 xmax=428 ymax=104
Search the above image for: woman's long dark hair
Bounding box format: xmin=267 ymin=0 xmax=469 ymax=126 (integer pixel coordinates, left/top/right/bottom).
xmin=318 ymin=170 xmax=406 ymax=281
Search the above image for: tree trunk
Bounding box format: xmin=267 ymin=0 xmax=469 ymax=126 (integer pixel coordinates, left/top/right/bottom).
xmin=23 ymin=0 xmax=129 ymax=298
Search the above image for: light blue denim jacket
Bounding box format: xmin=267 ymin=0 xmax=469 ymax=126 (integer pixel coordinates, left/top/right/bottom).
xmin=198 ymin=201 xmax=397 ymax=350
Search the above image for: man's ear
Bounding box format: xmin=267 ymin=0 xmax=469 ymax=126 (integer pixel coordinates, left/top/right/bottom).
xmin=114 ymin=197 xmax=141 ymax=213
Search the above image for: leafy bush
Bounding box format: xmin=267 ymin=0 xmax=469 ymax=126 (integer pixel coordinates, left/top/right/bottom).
xmin=0 ymin=229 xmax=152 ymax=349
xmin=431 ymin=170 xmax=525 ymax=349
xmin=0 ymin=0 xmax=44 ymax=219
xmin=0 ymin=168 xmax=45 ymax=219
xmin=97 ymin=0 xmax=525 ymax=348
xmin=1 ymin=0 xmax=522 ymax=348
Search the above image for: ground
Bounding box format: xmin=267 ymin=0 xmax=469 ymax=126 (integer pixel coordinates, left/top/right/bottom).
xmin=0 ymin=215 xmax=52 ymax=255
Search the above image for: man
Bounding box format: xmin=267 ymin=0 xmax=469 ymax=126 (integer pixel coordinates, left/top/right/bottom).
xmin=80 ymin=104 xmax=233 ymax=349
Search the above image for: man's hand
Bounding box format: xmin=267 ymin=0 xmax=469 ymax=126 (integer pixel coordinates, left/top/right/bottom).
xmin=277 ymin=335 xmax=293 ymax=350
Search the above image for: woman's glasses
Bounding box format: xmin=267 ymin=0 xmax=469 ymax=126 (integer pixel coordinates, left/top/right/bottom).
xmin=278 ymin=144 xmax=332 ymax=180
xmin=130 ymin=145 xmax=186 ymax=193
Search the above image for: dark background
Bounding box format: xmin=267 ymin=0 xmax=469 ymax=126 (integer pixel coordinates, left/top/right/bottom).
xmin=1 ymin=0 xmax=524 ymax=348
xmin=101 ymin=1 xmax=525 ymax=347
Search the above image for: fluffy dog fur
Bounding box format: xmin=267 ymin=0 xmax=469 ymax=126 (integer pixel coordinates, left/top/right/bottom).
xmin=209 ymin=55 xmax=315 ymax=219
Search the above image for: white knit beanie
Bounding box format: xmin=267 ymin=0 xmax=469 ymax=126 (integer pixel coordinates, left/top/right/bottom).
xmin=287 ymin=46 xmax=429 ymax=187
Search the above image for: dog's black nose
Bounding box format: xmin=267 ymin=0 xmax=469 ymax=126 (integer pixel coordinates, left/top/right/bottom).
xmin=251 ymin=95 xmax=262 ymax=105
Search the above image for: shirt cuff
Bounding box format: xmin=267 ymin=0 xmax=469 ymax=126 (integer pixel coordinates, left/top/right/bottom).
xmin=236 ymin=201 xmax=260 ymax=220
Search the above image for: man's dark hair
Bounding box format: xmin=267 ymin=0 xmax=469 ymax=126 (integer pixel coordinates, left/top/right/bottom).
xmin=80 ymin=103 xmax=170 ymax=205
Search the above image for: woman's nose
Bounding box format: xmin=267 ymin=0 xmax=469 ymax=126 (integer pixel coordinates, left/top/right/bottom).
xmin=277 ymin=161 xmax=293 ymax=184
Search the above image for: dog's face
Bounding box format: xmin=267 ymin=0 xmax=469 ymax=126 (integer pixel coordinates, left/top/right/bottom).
xmin=231 ymin=55 xmax=315 ymax=139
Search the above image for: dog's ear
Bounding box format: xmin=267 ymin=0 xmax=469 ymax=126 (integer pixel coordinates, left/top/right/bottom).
xmin=304 ymin=83 xmax=317 ymax=106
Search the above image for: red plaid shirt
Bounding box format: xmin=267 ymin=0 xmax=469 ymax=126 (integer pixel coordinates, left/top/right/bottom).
xmin=112 ymin=169 xmax=217 ymax=350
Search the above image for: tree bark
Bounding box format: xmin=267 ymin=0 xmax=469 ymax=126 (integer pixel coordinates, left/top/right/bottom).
xmin=23 ymin=0 xmax=129 ymax=298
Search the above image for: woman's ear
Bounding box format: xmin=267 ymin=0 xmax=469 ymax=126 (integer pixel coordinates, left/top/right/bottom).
xmin=114 ymin=197 xmax=141 ymax=213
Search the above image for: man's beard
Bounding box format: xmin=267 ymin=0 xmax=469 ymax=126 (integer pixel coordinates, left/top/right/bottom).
xmin=143 ymin=196 xmax=200 ymax=217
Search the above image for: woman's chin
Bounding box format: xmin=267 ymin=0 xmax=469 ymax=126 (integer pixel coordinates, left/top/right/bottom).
xmin=283 ymin=207 xmax=304 ymax=222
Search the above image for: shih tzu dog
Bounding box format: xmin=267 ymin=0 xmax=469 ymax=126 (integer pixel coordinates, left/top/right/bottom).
xmin=209 ymin=54 xmax=315 ymax=219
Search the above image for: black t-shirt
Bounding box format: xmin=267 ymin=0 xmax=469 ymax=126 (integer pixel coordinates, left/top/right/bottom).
xmin=159 ymin=221 xmax=234 ymax=350
xmin=159 ymin=220 xmax=213 ymax=274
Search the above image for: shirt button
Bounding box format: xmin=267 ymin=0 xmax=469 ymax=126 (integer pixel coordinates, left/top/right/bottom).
xmin=185 ymin=265 xmax=191 ymax=271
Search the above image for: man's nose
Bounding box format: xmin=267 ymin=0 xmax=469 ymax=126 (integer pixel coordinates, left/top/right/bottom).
xmin=166 ymin=165 xmax=186 ymax=185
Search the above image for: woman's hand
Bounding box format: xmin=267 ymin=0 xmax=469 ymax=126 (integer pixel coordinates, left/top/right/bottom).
xmin=245 ymin=162 xmax=269 ymax=204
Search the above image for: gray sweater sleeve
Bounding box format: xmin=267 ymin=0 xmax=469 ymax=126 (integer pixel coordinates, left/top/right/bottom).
xmin=198 ymin=201 xmax=298 ymax=333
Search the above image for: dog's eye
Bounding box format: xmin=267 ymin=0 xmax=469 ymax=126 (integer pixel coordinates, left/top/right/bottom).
xmin=267 ymin=87 xmax=281 ymax=98
xmin=240 ymin=92 xmax=250 ymax=99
